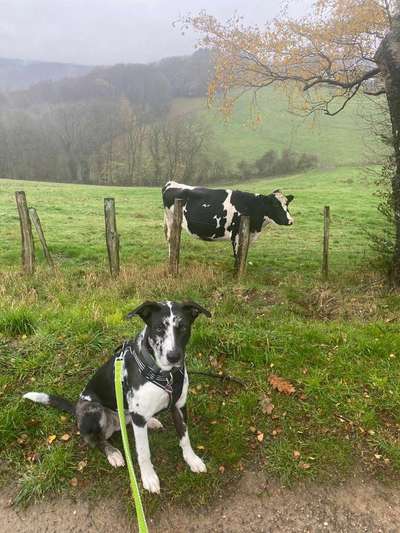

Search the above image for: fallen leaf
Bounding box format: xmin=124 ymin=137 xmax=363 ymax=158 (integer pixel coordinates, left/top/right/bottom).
xmin=293 ymin=450 xmax=301 ymax=460
xmin=17 ymin=434 xmax=28 ymax=445
xmin=60 ymin=433 xmax=71 ymax=442
xmin=271 ymin=428 xmax=283 ymax=436
xmin=69 ymin=477 xmax=78 ymax=487
xmin=256 ymin=432 xmax=264 ymax=442
xmin=47 ymin=434 xmax=57 ymax=445
xmin=268 ymin=374 xmax=296 ymax=395
xmin=25 ymin=451 xmax=39 ymax=463
xmin=249 ymin=426 xmax=257 ymax=433
xmin=77 ymin=460 xmax=87 ymax=472
xmin=299 ymin=462 xmax=311 ymax=470
xmin=196 ymin=445 xmax=205 ymax=451
xmin=260 ymin=396 xmax=274 ymax=415
xmin=218 ymin=465 xmax=225 ymax=474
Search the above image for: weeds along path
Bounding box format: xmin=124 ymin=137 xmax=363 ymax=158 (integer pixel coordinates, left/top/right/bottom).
xmin=2 ymin=471 xmax=400 ymax=532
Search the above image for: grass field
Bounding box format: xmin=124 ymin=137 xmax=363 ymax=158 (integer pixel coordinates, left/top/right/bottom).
xmin=1 ymin=168 xmax=400 ymax=512
xmin=170 ymin=88 xmax=383 ymax=166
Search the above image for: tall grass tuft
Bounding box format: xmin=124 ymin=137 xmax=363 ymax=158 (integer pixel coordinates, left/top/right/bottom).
xmin=0 ymin=308 xmax=37 ymax=337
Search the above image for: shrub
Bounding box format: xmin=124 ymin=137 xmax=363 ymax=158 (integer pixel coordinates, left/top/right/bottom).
xmin=237 ymin=148 xmax=318 ymax=180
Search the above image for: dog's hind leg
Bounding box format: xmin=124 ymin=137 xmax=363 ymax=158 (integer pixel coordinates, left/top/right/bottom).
xmin=98 ymin=438 xmax=125 ymax=468
xmin=171 ymin=405 xmax=206 ymax=473
xmin=147 ymin=417 xmax=163 ymax=430
xmin=76 ymin=399 xmax=125 ymax=468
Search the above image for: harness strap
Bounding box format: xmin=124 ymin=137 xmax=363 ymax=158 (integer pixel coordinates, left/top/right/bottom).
xmin=120 ymin=340 xmax=185 ymax=408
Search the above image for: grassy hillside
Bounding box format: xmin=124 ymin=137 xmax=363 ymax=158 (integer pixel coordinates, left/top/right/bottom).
xmin=171 ymin=88 xmax=383 ymax=167
xmin=1 ymin=170 xmax=399 ymax=512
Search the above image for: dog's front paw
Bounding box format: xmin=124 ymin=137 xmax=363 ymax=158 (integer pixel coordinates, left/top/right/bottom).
xmin=141 ymin=464 xmax=160 ymax=494
xmin=185 ymin=452 xmax=207 ymax=473
xmin=147 ymin=417 xmax=164 ymax=430
xmin=107 ymin=448 xmax=125 ymax=468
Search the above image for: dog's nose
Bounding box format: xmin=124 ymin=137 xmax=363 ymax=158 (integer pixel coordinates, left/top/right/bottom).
xmin=167 ymin=351 xmax=182 ymax=364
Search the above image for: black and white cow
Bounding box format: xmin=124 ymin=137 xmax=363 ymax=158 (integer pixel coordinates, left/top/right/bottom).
xmin=162 ymin=181 xmax=294 ymax=257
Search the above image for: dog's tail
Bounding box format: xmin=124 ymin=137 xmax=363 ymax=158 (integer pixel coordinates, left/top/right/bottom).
xmin=23 ymin=392 xmax=75 ymax=415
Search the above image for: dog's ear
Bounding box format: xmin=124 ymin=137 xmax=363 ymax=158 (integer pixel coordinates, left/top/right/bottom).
xmin=286 ymin=194 xmax=294 ymax=204
xmin=126 ymin=301 xmax=161 ymax=323
xmin=182 ymin=301 xmax=211 ymax=320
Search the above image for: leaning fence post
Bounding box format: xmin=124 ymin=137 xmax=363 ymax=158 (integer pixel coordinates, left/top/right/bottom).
xmin=15 ymin=191 xmax=35 ymax=275
xmin=29 ymin=207 xmax=54 ymax=267
xmin=235 ymin=215 xmax=251 ymax=278
xmin=104 ymin=198 xmax=120 ymax=276
xmin=169 ymin=198 xmax=183 ymax=276
xmin=322 ymin=206 xmax=330 ymax=281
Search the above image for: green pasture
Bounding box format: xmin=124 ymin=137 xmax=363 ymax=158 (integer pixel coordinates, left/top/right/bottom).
xmin=0 ymin=168 xmax=399 ymax=513
xmin=171 ymin=88 xmax=383 ymax=166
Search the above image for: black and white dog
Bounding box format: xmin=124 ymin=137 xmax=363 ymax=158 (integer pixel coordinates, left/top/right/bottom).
xmin=23 ymin=300 xmax=211 ymax=493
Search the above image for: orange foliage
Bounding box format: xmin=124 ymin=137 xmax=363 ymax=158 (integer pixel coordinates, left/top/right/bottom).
xmin=184 ymin=0 xmax=396 ymax=115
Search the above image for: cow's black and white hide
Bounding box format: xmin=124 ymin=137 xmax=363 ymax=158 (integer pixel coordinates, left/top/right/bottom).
xmin=162 ymin=181 xmax=294 ymax=257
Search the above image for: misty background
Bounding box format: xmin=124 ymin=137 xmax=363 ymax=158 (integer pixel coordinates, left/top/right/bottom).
xmin=0 ymin=0 xmax=309 ymax=65
xmin=0 ymin=0 xmax=345 ymax=187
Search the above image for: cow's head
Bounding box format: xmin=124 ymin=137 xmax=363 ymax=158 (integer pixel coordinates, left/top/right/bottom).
xmin=262 ymin=190 xmax=294 ymax=225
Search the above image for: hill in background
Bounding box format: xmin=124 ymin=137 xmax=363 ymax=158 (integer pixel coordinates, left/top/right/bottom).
xmin=0 ymin=57 xmax=91 ymax=91
xmin=171 ymin=89 xmax=379 ymax=168
xmin=0 ymin=50 xmax=383 ymax=185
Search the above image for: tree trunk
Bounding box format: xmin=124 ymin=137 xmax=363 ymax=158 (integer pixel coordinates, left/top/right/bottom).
xmin=375 ymin=15 xmax=400 ymax=284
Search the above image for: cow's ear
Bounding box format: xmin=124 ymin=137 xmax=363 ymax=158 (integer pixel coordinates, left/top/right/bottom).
xmin=287 ymin=194 xmax=294 ymax=204
xmin=182 ymin=301 xmax=211 ymax=320
xmin=126 ymin=301 xmax=161 ymax=323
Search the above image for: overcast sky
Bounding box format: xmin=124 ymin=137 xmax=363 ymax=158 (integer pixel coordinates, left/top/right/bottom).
xmin=0 ymin=0 xmax=311 ymax=65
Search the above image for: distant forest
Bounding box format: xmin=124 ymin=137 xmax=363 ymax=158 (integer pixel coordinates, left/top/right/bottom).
xmin=0 ymin=50 xmax=317 ymax=186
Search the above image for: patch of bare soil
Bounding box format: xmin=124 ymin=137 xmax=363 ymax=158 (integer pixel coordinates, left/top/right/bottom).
xmin=1 ymin=471 xmax=400 ymax=533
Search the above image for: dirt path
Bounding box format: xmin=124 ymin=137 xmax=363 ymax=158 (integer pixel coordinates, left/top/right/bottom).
xmin=1 ymin=472 xmax=400 ymax=532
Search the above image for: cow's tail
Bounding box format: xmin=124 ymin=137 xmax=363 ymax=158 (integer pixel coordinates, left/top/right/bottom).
xmin=23 ymin=392 xmax=76 ymax=416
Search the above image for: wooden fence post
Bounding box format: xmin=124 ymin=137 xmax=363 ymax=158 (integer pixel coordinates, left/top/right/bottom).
xmin=29 ymin=207 xmax=54 ymax=267
xmin=15 ymin=191 xmax=35 ymax=274
xmin=104 ymin=198 xmax=120 ymax=276
xmin=235 ymin=215 xmax=251 ymax=278
xmin=322 ymin=206 xmax=330 ymax=281
xmin=169 ymin=198 xmax=183 ymax=276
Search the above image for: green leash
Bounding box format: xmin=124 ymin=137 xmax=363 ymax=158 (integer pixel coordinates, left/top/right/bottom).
xmin=114 ymin=357 xmax=149 ymax=533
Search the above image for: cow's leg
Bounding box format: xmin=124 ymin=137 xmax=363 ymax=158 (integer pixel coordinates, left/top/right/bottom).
xmin=231 ymin=232 xmax=239 ymax=262
xmin=164 ymin=208 xmax=173 ymax=243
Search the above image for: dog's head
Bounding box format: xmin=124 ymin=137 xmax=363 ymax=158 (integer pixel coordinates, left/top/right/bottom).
xmin=126 ymin=301 xmax=211 ymax=370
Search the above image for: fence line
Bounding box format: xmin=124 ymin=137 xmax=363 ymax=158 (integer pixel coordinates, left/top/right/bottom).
xmin=11 ymin=190 xmax=332 ymax=282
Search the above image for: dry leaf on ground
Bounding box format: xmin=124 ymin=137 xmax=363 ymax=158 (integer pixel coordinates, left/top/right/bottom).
xmin=268 ymin=374 xmax=296 ymax=395
xmin=260 ymin=395 xmax=274 ymax=415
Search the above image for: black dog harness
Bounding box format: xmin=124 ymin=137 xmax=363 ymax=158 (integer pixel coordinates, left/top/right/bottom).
xmin=119 ymin=341 xmax=185 ymax=408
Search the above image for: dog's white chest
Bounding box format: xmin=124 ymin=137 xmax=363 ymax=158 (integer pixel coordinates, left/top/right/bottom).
xmin=126 ymin=382 xmax=169 ymax=418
